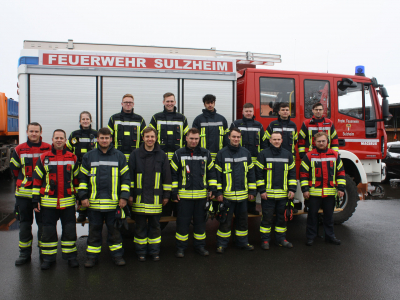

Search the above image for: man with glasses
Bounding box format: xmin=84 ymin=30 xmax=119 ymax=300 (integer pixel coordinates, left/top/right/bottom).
xmin=108 ymin=94 xmax=146 ymax=162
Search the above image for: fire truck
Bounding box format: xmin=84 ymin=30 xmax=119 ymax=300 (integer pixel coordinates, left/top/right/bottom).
xmin=16 ymin=40 xmax=391 ymax=224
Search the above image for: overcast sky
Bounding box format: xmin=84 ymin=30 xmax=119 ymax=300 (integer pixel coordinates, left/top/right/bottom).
xmin=1 ymin=0 xmax=399 ymax=101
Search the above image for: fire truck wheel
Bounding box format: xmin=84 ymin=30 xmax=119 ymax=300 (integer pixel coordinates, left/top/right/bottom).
xmin=333 ymin=174 xmax=358 ymax=225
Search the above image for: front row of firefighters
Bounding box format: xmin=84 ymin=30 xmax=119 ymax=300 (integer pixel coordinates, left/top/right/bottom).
xmin=11 ymin=122 xmax=345 ymax=270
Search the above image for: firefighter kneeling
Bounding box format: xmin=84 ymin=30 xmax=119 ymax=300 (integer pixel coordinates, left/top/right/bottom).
xmin=255 ymin=132 xmax=297 ymax=249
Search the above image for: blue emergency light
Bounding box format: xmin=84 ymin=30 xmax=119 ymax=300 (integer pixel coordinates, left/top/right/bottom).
xmin=355 ymin=65 xmax=365 ymax=76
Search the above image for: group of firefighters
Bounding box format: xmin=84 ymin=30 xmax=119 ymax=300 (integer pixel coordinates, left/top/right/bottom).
xmin=10 ymin=92 xmax=346 ymax=270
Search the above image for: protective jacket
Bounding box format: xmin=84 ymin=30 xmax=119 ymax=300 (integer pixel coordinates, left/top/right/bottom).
xmin=66 ymin=125 xmax=97 ymax=162
xmin=230 ymin=116 xmax=267 ymax=161
xmin=32 ymin=145 xmax=79 ymax=209
xmin=149 ymin=107 xmax=189 ymax=160
xmin=10 ymin=138 xmax=51 ymax=198
xmin=265 ymin=116 xmax=298 ymax=156
xmin=129 ymin=143 xmax=172 ymax=214
xmin=108 ymin=109 xmax=146 ymax=161
xmin=300 ymin=148 xmax=346 ymax=197
xmin=298 ymin=117 xmax=339 ymax=158
xmin=78 ymin=145 xmax=130 ymax=210
xmin=170 ymin=145 xmax=217 ymax=200
xmin=255 ymin=145 xmax=297 ymax=199
xmin=192 ymin=109 xmax=229 ymax=160
xmin=214 ymin=144 xmax=257 ymax=201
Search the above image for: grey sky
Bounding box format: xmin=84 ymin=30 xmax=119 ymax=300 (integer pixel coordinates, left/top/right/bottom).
xmin=1 ymin=0 xmax=399 ymax=101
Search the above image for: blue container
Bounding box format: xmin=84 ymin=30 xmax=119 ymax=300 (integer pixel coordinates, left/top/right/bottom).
xmin=7 ymin=117 xmax=13 ymax=132
xmin=14 ymin=118 xmax=19 ymax=132
xmin=7 ymin=98 xmax=12 ymax=116
xmin=15 ymin=101 xmax=19 ymax=117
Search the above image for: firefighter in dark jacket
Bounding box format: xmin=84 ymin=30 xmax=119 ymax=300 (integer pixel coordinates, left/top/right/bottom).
xmin=149 ymin=92 xmax=189 ymax=161
xmin=32 ymin=129 xmax=80 ymax=270
xmin=214 ymin=128 xmax=257 ymax=253
xmin=255 ymin=132 xmax=297 ymax=249
xmin=79 ymin=127 xmax=131 ymax=267
xmin=298 ymin=102 xmax=339 ymax=159
xmin=10 ymin=122 xmax=51 ymax=266
xmin=66 ymin=111 xmax=97 ymax=222
xmin=128 ymin=127 xmax=172 ymax=262
xmin=265 ymin=103 xmax=298 ymax=158
xmin=107 ymin=93 xmax=146 ymax=162
xmin=230 ymin=103 xmax=268 ymax=215
xmin=170 ymin=128 xmax=217 ymax=258
xmin=300 ymin=132 xmax=345 ymax=246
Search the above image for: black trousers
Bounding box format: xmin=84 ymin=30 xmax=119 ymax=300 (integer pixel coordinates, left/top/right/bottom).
xmin=306 ymin=196 xmax=335 ymax=240
xmin=16 ymin=196 xmax=42 ymax=256
xmin=260 ymin=198 xmax=287 ymax=242
xmin=176 ymin=199 xmax=207 ymax=251
xmin=134 ymin=214 xmax=161 ymax=255
xmin=41 ymin=206 xmax=77 ymax=262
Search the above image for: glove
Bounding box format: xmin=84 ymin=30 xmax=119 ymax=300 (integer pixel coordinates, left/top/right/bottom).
xmin=285 ymin=201 xmax=294 ymax=221
xmin=303 ymin=199 xmax=310 ymax=212
xmin=216 ymin=199 xmax=230 ymax=223
xmin=204 ymin=200 xmax=211 ymax=222
xmin=114 ymin=206 xmax=129 ymax=230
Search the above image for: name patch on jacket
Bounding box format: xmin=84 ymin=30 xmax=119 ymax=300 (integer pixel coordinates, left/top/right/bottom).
xmin=157 ymin=121 xmax=183 ymax=126
xmin=91 ymin=161 xmax=119 ymax=166
xmin=20 ymin=153 xmax=42 ymax=158
xmin=310 ymin=157 xmax=336 ymax=162
xmin=272 ymin=128 xmax=295 ymax=132
xmin=180 ymin=156 xmax=207 ymax=161
xmin=200 ymin=122 xmax=223 ymax=127
xmin=238 ymin=127 xmax=260 ymax=132
xmin=265 ymin=158 xmax=289 ymax=163
xmin=225 ymin=157 xmax=247 ymax=163
xmin=114 ymin=121 xmax=141 ymax=127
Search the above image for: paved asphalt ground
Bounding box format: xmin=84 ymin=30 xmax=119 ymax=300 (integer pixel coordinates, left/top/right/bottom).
xmin=1 ymin=173 xmax=399 ymax=300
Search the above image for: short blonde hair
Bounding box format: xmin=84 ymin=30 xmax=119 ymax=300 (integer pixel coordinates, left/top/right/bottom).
xmin=122 ymin=94 xmax=134 ymax=101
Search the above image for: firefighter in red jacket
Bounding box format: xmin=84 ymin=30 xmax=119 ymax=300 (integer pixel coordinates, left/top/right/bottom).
xmin=298 ymin=102 xmax=339 ymax=159
xmin=10 ymin=122 xmax=51 ymax=266
xmin=300 ymin=132 xmax=345 ymax=246
xmin=32 ymin=129 xmax=80 ymax=270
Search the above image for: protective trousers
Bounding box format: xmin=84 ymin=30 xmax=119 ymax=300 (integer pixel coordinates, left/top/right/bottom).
xmin=86 ymin=210 xmax=124 ymax=258
xmin=134 ymin=214 xmax=161 ymax=255
xmin=216 ymin=200 xmax=248 ymax=248
xmin=247 ymin=200 xmax=257 ymax=213
xmin=175 ymin=198 xmax=207 ymax=251
xmin=16 ymin=197 xmax=43 ymax=257
xmin=41 ymin=206 xmax=77 ymax=262
xmin=260 ymin=198 xmax=287 ymax=243
xmin=306 ymin=196 xmax=335 ymax=240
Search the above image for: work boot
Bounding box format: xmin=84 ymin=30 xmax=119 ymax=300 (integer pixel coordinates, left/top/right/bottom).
xmin=113 ymin=256 xmax=126 ymax=266
xmin=276 ymin=240 xmax=293 ymax=248
xmin=216 ymin=246 xmax=225 ymax=254
xmin=68 ymin=258 xmax=79 ymax=268
xmin=261 ymin=241 xmax=270 ymax=250
xmin=84 ymin=258 xmax=98 ymax=268
xmin=41 ymin=260 xmax=53 ymax=270
xmin=138 ymin=255 xmax=146 ymax=262
xmin=15 ymin=255 xmax=31 ymax=266
xmin=305 ymin=239 xmax=314 ymax=246
xmin=326 ymin=236 xmax=341 ymax=245
xmin=240 ymin=244 xmax=255 ymax=251
xmin=175 ymin=250 xmax=184 ymax=258
xmin=152 ymin=254 xmax=160 ymax=262
xmin=195 ymin=247 xmax=210 ymax=256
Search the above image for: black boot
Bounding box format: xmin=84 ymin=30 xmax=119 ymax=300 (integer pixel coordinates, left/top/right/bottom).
xmin=41 ymin=260 xmax=53 ymax=270
xmin=15 ymin=255 xmax=31 ymax=266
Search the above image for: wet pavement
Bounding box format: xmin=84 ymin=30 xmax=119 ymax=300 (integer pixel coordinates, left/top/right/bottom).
xmin=1 ymin=174 xmax=400 ymax=300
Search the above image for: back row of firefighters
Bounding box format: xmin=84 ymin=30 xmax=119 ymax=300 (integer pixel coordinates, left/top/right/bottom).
xmin=11 ymin=92 xmax=345 ymax=269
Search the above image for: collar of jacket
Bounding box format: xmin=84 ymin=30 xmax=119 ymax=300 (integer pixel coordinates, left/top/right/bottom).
xmin=97 ymin=144 xmax=115 ymax=155
xmin=185 ymin=143 xmax=201 ymax=154
xmin=242 ymin=115 xmax=255 ymax=123
xmin=278 ymin=115 xmax=291 ymax=123
xmin=311 ymin=116 xmax=325 ymax=124
xmin=120 ymin=107 xmax=134 ymax=116
xmin=139 ymin=142 xmax=161 ymax=158
xmin=79 ymin=125 xmax=92 ymax=135
xmin=316 ymin=147 xmax=328 ymax=154
xmin=51 ymin=144 xmax=67 ymax=155
xmin=163 ymin=106 xmax=177 ymax=114
xmin=269 ymin=144 xmax=282 ymax=155
xmin=227 ymin=143 xmax=241 ymax=153
xmin=202 ymin=108 xmax=217 ymax=117
xmin=27 ymin=137 xmax=42 ymax=148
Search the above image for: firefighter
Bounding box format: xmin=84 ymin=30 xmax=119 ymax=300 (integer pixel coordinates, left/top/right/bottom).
xmin=128 ymin=127 xmax=172 ymax=262
xmin=298 ymin=102 xmax=339 ymax=159
xmin=170 ymin=128 xmax=217 ymax=258
xmin=214 ymin=128 xmax=257 ymax=253
xmin=78 ymin=127 xmax=131 ymax=267
xmin=255 ymin=132 xmax=297 ymax=249
xmin=265 ymin=102 xmax=298 ymax=159
xmin=32 ymin=129 xmax=80 ymax=270
xmin=108 ymin=93 xmax=146 ymax=162
xmin=300 ymin=132 xmax=345 ymax=246
xmin=230 ymin=103 xmax=268 ymax=215
xmin=66 ymin=111 xmax=97 ymax=222
xmin=10 ymin=122 xmax=51 ymax=266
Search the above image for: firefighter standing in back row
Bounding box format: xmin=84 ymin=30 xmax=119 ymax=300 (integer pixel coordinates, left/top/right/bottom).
xmin=11 ymin=122 xmax=51 ymax=266
xmin=300 ymin=132 xmax=345 ymax=246
xmin=230 ymin=103 xmax=268 ymax=215
xmin=108 ymin=93 xmax=146 ymax=162
xmin=214 ymin=128 xmax=257 ymax=253
xmin=32 ymin=129 xmax=80 ymax=270
xmin=255 ymin=132 xmax=297 ymax=249
xmin=66 ymin=111 xmax=97 ymax=222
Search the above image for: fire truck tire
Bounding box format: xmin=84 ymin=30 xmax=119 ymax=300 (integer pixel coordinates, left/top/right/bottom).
xmin=333 ymin=174 xmax=358 ymax=225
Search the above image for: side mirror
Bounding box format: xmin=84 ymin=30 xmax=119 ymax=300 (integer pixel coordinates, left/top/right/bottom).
xmin=338 ymin=78 xmax=358 ymax=91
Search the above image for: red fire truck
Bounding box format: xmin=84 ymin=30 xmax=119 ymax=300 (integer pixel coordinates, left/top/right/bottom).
xmin=16 ymin=40 xmax=391 ymax=224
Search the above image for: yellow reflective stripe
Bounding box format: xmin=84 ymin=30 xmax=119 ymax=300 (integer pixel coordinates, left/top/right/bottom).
xmin=215 ymin=164 xmax=222 ymax=172
xmin=219 ymin=126 xmax=224 ymax=150
xmin=62 ymin=247 xmax=77 ymax=253
xmin=208 ymin=179 xmax=217 ymax=186
xmin=260 ymin=226 xmax=271 ymax=233
xmin=236 ymin=230 xmax=248 ymax=236
xmin=288 ymin=161 xmax=295 ymax=170
xmin=183 ymin=125 xmax=189 ymax=135
xmin=19 ymin=240 xmax=32 ymax=248
xmin=154 ymin=195 xmax=159 ymax=205
xmin=11 ymin=157 xmax=21 ymax=168
xmin=172 ymin=181 xmax=179 ymax=188
xmin=333 ymin=160 xmax=337 ymax=186
xmin=181 ymin=160 xmax=186 ymax=187
xmin=337 ymin=160 xmax=343 ymax=170
xmin=41 ymin=197 xmax=76 ymax=208
xmin=109 ymin=243 xmax=122 ymax=251
xmin=266 ymin=163 xmax=272 ymax=190
xmin=121 ymin=184 xmax=130 ymax=192
xmin=134 ymin=237 xmax=148 ymax=245
xmin=178 ymin=189 xmax=207 ymax=198
xmin=163 ymin=184 xmax=172 ymax=191
xmin=78 ymin=183 xmax=88 ymax=190
xmin=120 ymin=165 xmax=129 ymax=175
xmin=41 ymin=249 xmax=57 ymax=255
xmin=61 ymin=241 xmax=76 ymax=246
xmin=175 ymin=233 xmax=188 ymax=241
xmin=154 ymin=172 xmax=160 ymax=189
xmin=255 ymin=160 xmax=264 ymax=169
xmin=41 ymin=242 xmax=58 ymax=247
xmin=207 ymin=160 xmax=214 ymax=170
xmin=244 ymin=161 xmax=248 ymax=189
xmin=225 ymin=163 xmax=232 ymax=192
xmin=148 ymin=237 xmax=161 ymax=244
xmin=130 ymin=181 xmax=135 ymax=188
xmin=170 ymin=160 xmax=178 ymax=171
xmin=157 ymin=124 xmax=161 ymax=143
xmin=200 ymin=127 xmax=206 ymax=148
xmin=137 ymin=173 xmax=142 ymax=189
xmin=194 ymin=233 xmax=206 ymax=240
xmin=80 ymin=167 xmax=89 ymax=175
xmin=87 ymin=245 xmax=101 ymax=253
xmin=111 ymin=167 xmax=118 ymax=201
xmin=283 ymin=163 xmax=288 ymax=191
xmin=301 ymin=161 xmax=309 ymax=171
xmin=256 ymin=179 xmax=264 ymax=187
xmin=217 ymin=230 xmax=231 ymax=238
xmin=275 ymin=227 xmax=287 ymax=233
xmin=288 ymin=179 xmax=297 ymax=186
xmin=311 ymin=161 xmax=316 ymax=187
xmin=300 ymin=180 xmax=309 ymax=187
xmin=90 ymin=167 xmax=97 ymax=199
xmin=308 ymin=129 xmax=313 ymax=151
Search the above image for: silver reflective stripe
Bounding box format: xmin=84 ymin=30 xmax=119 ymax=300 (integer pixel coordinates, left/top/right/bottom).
xmin=225 ymin=157 xmax=247 ymax=163
xmin=79 ymin=138 xmax=97 ymax=142
xmin=311 ymin=157 xmax=336 ymax=162
xmin=200 ymin=122 xmax=223 ymax=127
xmin=157 ymin=121 xmax=183 ymax=126
xmin=308 ymin=126 xmax=331 ymax=131
xmin=48 ymin=160 xmax=75 ymax=165
xmin=91 ymin=161 xmax=119 ymax=167
xmin=114 ymin=121 xmax=141 ymax=126
xmin=238 ymin=127 xmax=260 ymax=132
xmin=20 ymin=153 xmax=42 ymax=158
xmin=272 ymin=128 xmax=295 ymax=132
xmin=181 ymin=156 xmax=207 ymax=160
xmin=345 ymin=139 xmax=379 ymax=142
xmin=266 ymin=158 xmax=289 ymax=163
